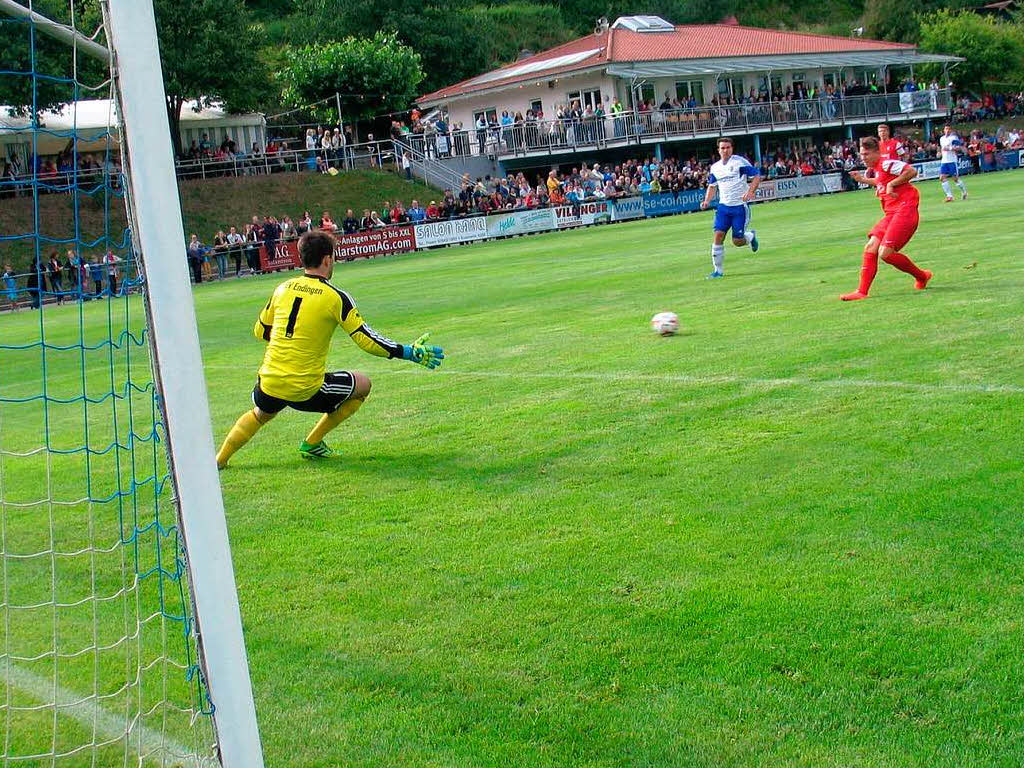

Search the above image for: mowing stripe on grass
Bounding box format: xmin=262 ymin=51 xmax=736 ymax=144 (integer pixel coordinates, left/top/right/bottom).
xmin=3 ymin=662 xmax=203 ymax=767
xmin=370 ymin=367 xmax=1024 ymax=395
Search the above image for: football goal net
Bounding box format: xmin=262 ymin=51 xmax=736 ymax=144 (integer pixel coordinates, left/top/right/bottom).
xmin=0 ymin=1 xmax=262 ymax=765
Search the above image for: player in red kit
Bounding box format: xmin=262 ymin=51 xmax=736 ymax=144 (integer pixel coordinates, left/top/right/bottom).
xmin=876 ymin=123 xmax=904 ymax=161
xmin=841 ymin=136 xmax=932 ymax=301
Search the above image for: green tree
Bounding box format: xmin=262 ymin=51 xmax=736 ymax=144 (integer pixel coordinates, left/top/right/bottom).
xmin=277 ymin=31 xmax=424 ymax=125
xmin=918 ymin=10 xmax=1024 ymax=89
xmin=154 ymin=0 xmax=269 ymax=158
xmin=0 ymin=0 xmax=105 ymax=116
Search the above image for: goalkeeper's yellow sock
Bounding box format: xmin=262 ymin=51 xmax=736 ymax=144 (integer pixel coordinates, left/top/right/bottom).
xmin=305 ymin=397 xmax=364 ymax=446
xmin=216 ymin=409 xmax=265 ymax=468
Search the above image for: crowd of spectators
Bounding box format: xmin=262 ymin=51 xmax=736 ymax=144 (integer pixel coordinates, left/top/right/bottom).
xmin=952 ymin=91 xmax=1023 ymax=122
xmin=177 ymin=121 xmax=1023 ymax=274
xmin=0 ymin=152 xmax=121 ymax=198
xmin=389 ymin=80 xmax=964 ymax=159
xmin=2 ymin=250 xmax=124 ymax=310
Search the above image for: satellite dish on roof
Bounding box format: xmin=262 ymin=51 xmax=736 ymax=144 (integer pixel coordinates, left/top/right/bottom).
xmin=595 ymin=16 xmax=609 ymax=34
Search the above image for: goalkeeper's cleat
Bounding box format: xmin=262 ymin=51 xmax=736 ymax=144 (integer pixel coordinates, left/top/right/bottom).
xmin=840 ymin=290 xmax=868 ymax=301
xmin=299 ymin=440 xmax=335 ymax=460
xmin=961 ymin=191 xmax=968 ymax=201
xmin=748 ymin=228 xmax=759 ymax=253
xmin=706 ymin=270 xmax=723 ymax=279
xmin=914 ymin=270 xmax=933 ymax=291
xmin=944 ymin=196 xmax=953 ymax=203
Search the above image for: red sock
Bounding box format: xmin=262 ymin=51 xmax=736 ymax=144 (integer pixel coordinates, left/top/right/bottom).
xmin=882 ymin=252 xmax=927 ymax=281
xmin=858 ymin=250 xmax=879 ymax=295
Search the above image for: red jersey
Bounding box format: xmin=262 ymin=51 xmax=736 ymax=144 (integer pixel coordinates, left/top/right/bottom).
xmin=879 ymin=138 xmax=904 ymax=161
xmin=871 ymin=158 xmax=919 ymax=214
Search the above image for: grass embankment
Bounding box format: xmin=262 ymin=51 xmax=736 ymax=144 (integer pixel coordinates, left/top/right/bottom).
xmin=0 ymin=169 xmax=436 ymax=271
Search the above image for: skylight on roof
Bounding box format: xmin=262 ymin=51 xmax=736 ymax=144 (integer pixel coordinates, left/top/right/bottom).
xmin=464 ymin=48 xmax=603 ymax=87
xmin=612 ymin=15 xmax=675 ymax=32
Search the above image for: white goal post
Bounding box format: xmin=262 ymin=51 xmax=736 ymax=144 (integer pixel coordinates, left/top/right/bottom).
xmin=0 ymin=0 xmax=265 ymax=765
xmin=103 ymin=1 xmax=265 ymax=766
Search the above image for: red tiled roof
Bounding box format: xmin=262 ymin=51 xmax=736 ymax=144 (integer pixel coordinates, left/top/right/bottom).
xmin=418 ymin=24 xmax=914 ymax=104
xmin=610 ymin=24 xmax=913 ymax=61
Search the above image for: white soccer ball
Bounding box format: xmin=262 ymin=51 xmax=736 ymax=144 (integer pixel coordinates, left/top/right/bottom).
xmin=651 ymin=311 xmax=679 ymax=336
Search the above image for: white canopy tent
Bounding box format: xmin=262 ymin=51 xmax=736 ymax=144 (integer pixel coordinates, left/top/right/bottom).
xmin=0 ymin=98 xmax=266 ymax=162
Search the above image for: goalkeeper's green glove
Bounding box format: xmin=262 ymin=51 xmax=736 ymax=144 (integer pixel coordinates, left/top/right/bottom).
xmin=401 ymin=332 xmax=445 ymax=369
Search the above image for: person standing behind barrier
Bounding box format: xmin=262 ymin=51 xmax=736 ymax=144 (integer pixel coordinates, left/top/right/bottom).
xmin=212 ymin=230 xmax=229 ymax=279
xmin=27 ymin=258 xmax=41 ymax=309
xmin=227 ymin=226 xmax=244 ymax=276
xmin=104 ymin=250 xmax=121 ymax=296
xmin=476 ymin=114 xmax=487 ymax=155
xmin=2 ymin=264 xmax=18 ymax=312
xmin=65 ymin=249 xmax=80 ymax=297
xmin=47 ymin=252 xmax=64 ymax=304
xmin=245 ymin=221 xmax=262 ymax=274
xmin=89 ymin=256 xmax=103 ymax=297
xmin=342 ymin=209 xmax=359 ymax=234
xmin=263 ymin=216 xmax=281 ymax=267
xmin=187 ymin=235 xmax=204 ymax=284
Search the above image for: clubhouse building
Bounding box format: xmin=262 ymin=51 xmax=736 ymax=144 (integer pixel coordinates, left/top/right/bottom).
xmin=415 ymin=16 xmax=960 ymax=166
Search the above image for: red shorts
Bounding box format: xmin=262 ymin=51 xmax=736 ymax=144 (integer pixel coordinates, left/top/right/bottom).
xmin=868 ymin=207 xmax=919 ymax=251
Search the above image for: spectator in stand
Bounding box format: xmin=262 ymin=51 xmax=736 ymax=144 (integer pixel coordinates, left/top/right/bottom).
xmin=370 ymin=210 xmax=386 ymax=228
xmin=425 ymin=200 xmax=440 ymax=219
xmin=187 ymin=234 xmax=204 ymax=284
xmin=280 ymin=215 xmax=295 ymax=240
xmin=26 ymin=258 xmax=41 ymax=308
xmin=244 ymin=222 xmax=261 ymax=274
xmin=297 ymin=210 xmax=312 ymax=235
xmin=212 ymin=230 xmax=229 ymax=279
xmin=88 ymin=256 xmax=103 ymax=298
xmin=342 ymin=209 xmax=359 ymax=234
xmin=263 ymin=216 xmax=281 ymax=261
xmin=46 ymin=252 xmax=65 ymax=304
xmin=359 ymin=209 xmax=373 ymax=230
xmin=227 ymin=226 xmax=244 ymax=276
xmin=305 ymin=128 xmax=317 ymax=163
xmin=405 ymin=198 xmax=425 ymax=222
xmin=476 ymin=114 xmax=488 ymax=154
xmin=2 ymin=263 xmax=17 ymax=311
xmin=319 ymin=210 xmax=337 ymax=232
xmin=390 ymin=201 xmax=408 ymax=224
xmin=64 ymin=249 xmax=79 ymax=295
xmin=104 ymin=250 xmax=121 ymax=295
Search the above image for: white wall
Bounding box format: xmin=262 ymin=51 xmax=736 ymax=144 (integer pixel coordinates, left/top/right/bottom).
xmin=430 ymin=65 xmax=890 ymax=128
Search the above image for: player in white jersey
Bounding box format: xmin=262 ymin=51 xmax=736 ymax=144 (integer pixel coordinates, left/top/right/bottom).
xmin=938 ymin=124 xmax=968 ymax=202
xmin=700 ymin=137 xmax=760 ymax=278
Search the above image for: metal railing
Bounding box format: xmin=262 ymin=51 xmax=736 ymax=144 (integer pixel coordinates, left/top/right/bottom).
xmin=173 ymin=139 xmax=398 ymax=181
xmin=391 ymin=137 xmax=465 ymax=191
xmin=435 ymin=89 xmax=953 ymax=159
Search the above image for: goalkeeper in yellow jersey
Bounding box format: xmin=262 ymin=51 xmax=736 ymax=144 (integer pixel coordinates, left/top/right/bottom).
xmin=216 ymin=230 xmax=444 ymax=467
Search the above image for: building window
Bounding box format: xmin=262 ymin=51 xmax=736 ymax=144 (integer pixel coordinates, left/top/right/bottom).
xmin=675 ymin=80 xmax=705 ymax=105
xmin=637 ymin=83 xmax=655 ymax=107
xmin=530 ymin=99 xmax=543 ymax=115
xmin=473 ymin=108 xmax=498 ymax=126
xmin=567 ymin=88 xmax=602 ymax=110
xmin=729 ymin=78 xmax=744 ymax=100
xmin=771 ymin=76 xmax=783 ymax=96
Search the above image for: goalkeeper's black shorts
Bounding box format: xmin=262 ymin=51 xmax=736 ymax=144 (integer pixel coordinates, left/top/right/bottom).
xmin=252 ymin=371 xmax=355 ymax=414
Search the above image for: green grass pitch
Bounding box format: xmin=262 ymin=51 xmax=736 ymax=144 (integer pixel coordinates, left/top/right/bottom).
xmin=3 ymin=171 xmax=1024 ymax=767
